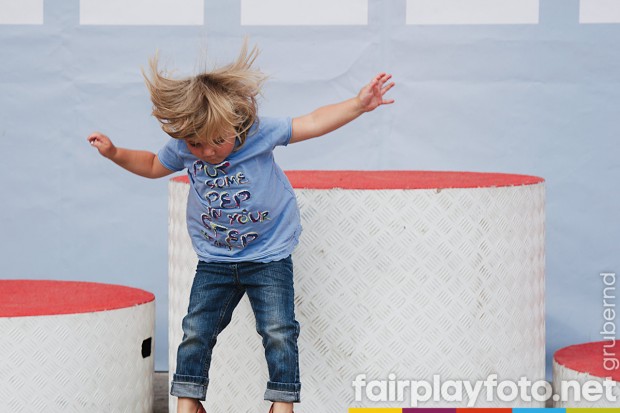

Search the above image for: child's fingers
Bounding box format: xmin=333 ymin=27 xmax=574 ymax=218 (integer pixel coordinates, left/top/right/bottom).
xmin=379 ymin=74 xmax=393 ymax=88
xmin=371 ymin=73 xmax=392 ymax=94
xmin=88 ymin=133 xmax=109 ymax=145
xmin=368 ymin=78 xmax=379 ymax=91
xmin=382 ymin=81 xmax=395 ymax=94
xmin=89 ymin=139 xmax=102 ymax=149
xmin=369 ymin=73 xmax=387 ymax=87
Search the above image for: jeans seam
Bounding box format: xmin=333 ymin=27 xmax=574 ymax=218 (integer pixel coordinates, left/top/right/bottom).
xmin=232 ymin=263 xmax=245 ymax=289
xmin=294 ymin=321 xmax=300 ymax=383
xmin=201 ymin=286 xmax=242 ymax=378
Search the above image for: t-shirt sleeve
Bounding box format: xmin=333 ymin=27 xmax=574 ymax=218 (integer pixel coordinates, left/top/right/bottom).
xmin=259 ymin=117 xmax=293 ymax=149
xmin=157 ymin=139 xmax=185 ymax=172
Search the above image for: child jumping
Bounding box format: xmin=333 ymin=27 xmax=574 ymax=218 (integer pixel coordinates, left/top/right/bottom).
xmin=88 ymin=42 xmax=394 ymax=413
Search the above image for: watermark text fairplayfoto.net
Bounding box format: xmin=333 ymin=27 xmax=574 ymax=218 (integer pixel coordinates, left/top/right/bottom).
xmin=351 ymin=373 xmax=618 ymax=407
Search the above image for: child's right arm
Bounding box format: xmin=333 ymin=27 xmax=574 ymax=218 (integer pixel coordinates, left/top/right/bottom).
xmin=87 ymin=132 xmax=174 ymax=179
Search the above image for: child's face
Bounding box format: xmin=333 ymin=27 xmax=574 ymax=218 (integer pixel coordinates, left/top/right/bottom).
xmin=186 ymin=135 xmax=236 ymax=164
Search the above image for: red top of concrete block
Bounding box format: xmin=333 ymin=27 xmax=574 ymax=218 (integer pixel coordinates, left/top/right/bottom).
xmin=172 ymin=170 xmax=543 ymax=189
xmin=0 ymin=280 xmax=155 ymax=317
xmin=554 ymin=341 xmax=620 ymax=382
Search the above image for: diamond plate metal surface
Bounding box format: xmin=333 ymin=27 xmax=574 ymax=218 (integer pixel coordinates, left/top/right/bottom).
xmin=0 ymin=302 xmax=155 ymax=412
xmin=169 ymin=179 xmax=545 ymax=411
xmin=553 ymin=356 xmax=620 ymax=407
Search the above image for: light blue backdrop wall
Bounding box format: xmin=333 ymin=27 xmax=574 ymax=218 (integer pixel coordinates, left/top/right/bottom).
xmin=0 ymin=0 xmax=618 ymax=378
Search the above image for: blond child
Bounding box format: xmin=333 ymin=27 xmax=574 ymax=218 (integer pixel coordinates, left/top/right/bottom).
xmin=88 ymin=42 xmax=394 ymax=413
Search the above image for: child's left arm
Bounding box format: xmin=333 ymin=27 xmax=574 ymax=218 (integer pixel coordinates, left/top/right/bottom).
xmin=290 ymin=73 xmax=395 ymax=144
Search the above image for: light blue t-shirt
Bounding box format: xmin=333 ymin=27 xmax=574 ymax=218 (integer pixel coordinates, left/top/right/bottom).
xmin=158 ymin=117 xmax=301 ymax=263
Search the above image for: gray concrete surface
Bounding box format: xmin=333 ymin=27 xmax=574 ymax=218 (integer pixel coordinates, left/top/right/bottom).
xmin=154 ymin=372 xmax=169 ymax=413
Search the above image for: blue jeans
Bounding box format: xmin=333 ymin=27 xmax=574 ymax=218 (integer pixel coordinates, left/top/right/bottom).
xmin=171 ymin=256 xmax=301 ymax=403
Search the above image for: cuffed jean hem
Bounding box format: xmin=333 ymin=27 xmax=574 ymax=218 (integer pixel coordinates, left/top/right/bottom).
xmin=170 ymin=376 xmax=209 ymax=400
xmin=264 ymin=381 xmax=301 ymax=403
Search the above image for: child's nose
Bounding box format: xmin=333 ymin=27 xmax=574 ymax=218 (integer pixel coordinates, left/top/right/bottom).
xmin=202 ymin=147 xmax=216 ymax=157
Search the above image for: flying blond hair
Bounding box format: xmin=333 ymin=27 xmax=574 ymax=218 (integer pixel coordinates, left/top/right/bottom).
xmin=142 ymin=41 xmax=266 ymax=149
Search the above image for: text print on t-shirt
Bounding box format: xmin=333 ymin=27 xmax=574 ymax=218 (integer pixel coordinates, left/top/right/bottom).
xmin=192 ymin=160 xmax=271 ymax=251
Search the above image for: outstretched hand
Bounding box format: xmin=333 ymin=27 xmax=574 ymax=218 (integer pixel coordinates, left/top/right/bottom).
xmin=357 ymin=73 xmax=395 ymax=113
xmin=87 ymin=132 xmax=117 ymax=159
